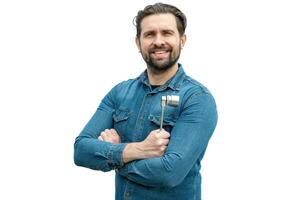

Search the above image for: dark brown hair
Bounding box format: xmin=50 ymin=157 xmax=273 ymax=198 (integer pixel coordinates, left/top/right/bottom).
xmin=134 ymin=3 xmax=187 ymax=38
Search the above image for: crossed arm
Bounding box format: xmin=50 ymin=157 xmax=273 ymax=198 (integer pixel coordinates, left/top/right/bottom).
xmin=73 ymin=93 xmax=171 ymax=172
xmin=74 ymin=92 xmax=217 ymax=187
xmin=98 ymin=128 xmax=170 ymax=163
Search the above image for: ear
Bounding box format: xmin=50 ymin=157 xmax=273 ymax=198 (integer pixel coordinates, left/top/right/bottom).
xmin=135 ymin=37 xmax=141 ymax=52
xmin=180 ymin=34 xmax=187 ymax=48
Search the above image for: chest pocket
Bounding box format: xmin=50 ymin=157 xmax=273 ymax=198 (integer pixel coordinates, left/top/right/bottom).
xmin=148 ymin=113 xmax=177 ymax=133
xmin=113 ymin=108 xmax=131 ymax=141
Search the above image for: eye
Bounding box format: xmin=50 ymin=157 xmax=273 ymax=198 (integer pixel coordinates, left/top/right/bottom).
xmin=143 ymin=32 xmax=155 ymax=38
xmin=163 ymin=31 xmax=174 ymax=36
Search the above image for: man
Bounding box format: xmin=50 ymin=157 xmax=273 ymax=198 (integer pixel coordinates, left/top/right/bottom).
xmin=74 ymin=3 xmax=218 ymax=200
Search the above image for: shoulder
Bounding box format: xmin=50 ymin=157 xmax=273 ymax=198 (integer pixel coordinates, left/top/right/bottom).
xmin=111 ymin=78 xmax=139 ymax=93
xmin=101 ymin=78 xmax=139 ymax=108
xmin=178 ymin=75 xmax=217 ymax=110
xmin=180 ymin=75 xmax=215 ymax=102
xmin=182 ymin=75 xmax=211 ymax=95
xmin=107 ymin=77 xmax=142 ymax=104
xmin=177 ymin=76 xmax=217 ymax=124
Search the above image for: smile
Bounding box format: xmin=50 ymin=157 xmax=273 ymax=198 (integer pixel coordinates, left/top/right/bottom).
xmin=152 ymin=50 xmax=169 ymax=54
xmin=150 ymin=49 xmax=170 ymax=56
xmin=150 ymin=50 xmax=169 ymax=59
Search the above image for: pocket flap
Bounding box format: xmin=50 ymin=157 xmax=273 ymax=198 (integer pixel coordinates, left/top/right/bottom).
xmin=148 ymin=114 xmax=176 ymax=127
xmin=113 ymin=109 xmax=130 ymax=122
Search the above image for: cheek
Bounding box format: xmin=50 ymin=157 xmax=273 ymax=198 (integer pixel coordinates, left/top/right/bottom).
xmin=140 ymin=42 xmax=151 ymax=51
xmin=139 ymin=38 xmax=151 ymax=46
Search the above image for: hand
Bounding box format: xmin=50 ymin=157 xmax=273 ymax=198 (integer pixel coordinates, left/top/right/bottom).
xmin=122 ymin=129 xmax=170 ymax=163
xmin=98 ymin=129 xmax=121 ymax=144
xmin=139 ymin=129 xmax=170 ymax=157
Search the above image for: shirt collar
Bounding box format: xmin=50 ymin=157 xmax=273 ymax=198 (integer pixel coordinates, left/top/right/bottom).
xmin=138 ymin=63 xmax=186 ymax=91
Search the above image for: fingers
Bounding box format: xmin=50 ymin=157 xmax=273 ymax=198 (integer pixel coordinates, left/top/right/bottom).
xmin=159 ymin=138 xmax=170 ymax=146
xmin=100 ymin=129 xmax=111 ymax=141
xmin=109 ymin=129 xmax=120 ymax=140
xmin=148 ymin=129 xmax=170 ymax=145
xmin=98 ymin=135 xmax=103 ymax=141
xmin=109 ymin=128 xmax=118 ymax=135
xmin=139 ymin=129 xmax=171 ymax=158
xmin=157 ymin=129 xmax=171 ymax=139
xmin=150 ymin=130 xmax=170 ymax=146
xmin=98 ymin=128 xmax=121 ymax=144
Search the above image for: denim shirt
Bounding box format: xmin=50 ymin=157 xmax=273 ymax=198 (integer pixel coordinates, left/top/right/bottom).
xmin=74 ymin=64 xmax=218 ymax=200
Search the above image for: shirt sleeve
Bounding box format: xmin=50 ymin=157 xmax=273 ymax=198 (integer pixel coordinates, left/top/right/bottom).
xmin=74 ymin=85 xmax=127 ymax=172
xmin=117 ymin=92 xmax=218 ymax=187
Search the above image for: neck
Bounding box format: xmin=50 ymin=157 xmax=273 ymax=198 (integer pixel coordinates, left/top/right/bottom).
xmin=147 ymin=63 xmax=179 ymax=85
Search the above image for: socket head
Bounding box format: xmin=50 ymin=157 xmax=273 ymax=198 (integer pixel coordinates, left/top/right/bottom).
xmin=161 ymin=95 xmax=180 ymax=107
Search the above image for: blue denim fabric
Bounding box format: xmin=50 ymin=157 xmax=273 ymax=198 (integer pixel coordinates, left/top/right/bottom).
xmin=74 ymin=64 xmax=218 ymax=200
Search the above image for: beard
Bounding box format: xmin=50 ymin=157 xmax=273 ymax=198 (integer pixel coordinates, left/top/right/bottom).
xmin=141 ymin=43 xmax=181 ymax=74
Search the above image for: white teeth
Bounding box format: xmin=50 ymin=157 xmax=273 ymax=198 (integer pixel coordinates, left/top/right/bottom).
xmin=153 ymin=50 xmax=167 ymax=54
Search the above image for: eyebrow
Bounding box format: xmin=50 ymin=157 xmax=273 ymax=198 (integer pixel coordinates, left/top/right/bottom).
xmin=143 ymin=30 xmax=156 ymax=36
xmin=142 ymin=29 xmax=175 ymax=36
xmin=162 ymin=30 xmax=175 ymax=34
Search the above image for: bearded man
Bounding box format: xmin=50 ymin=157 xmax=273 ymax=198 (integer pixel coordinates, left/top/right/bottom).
xmin=74 ymin=3 xmax=218 ymax=200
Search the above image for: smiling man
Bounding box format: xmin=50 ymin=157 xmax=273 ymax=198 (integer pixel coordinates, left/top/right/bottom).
xmin=74 ymin=3 xmax=218 ymax=200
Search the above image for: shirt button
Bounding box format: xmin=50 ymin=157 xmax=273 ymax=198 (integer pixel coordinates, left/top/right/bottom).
xmin=125 ymin=192 xmax=131 ymax=197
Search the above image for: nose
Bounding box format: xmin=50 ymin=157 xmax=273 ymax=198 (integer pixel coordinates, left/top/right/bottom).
xmin=153 ymin=34 xmax=165 ymax=46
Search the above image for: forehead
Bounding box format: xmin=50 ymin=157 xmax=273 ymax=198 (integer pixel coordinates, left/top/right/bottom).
xmin=140 ymin=13 xmax=178 ymax=33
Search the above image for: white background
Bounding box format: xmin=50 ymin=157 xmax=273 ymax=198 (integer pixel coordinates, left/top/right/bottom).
xmin=1 ymin=0 xmax=299 ymax=199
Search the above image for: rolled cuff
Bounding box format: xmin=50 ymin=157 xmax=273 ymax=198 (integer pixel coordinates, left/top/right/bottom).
xmin=107 ymin=143 xmax=127 ymax=169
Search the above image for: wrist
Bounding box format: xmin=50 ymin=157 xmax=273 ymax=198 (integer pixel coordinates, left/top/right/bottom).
xmin=122 ymin=142 xmax=144 ymax=164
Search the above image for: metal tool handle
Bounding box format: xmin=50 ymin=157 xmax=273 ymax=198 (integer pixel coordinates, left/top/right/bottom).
xmin=160 ymin=104 xmax=165 ymax=130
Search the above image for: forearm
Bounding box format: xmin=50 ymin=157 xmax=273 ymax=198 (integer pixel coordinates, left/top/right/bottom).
xmin=75 ymin=130 xmax=154 ymax=171
xmin=122 ymin=142 xmax=158 ymax=163
xmin=74 ymin=136 xmax=126 ymax=171
xmin=75 ymin=138 xmax=158 ymax=171
xmin=75 ymin=130 xmax=159 ymax=171
xmin=118 ymin=153 xmax=184 ymax=187
xmin=122 ymin=143 xmax=142 ymax=163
